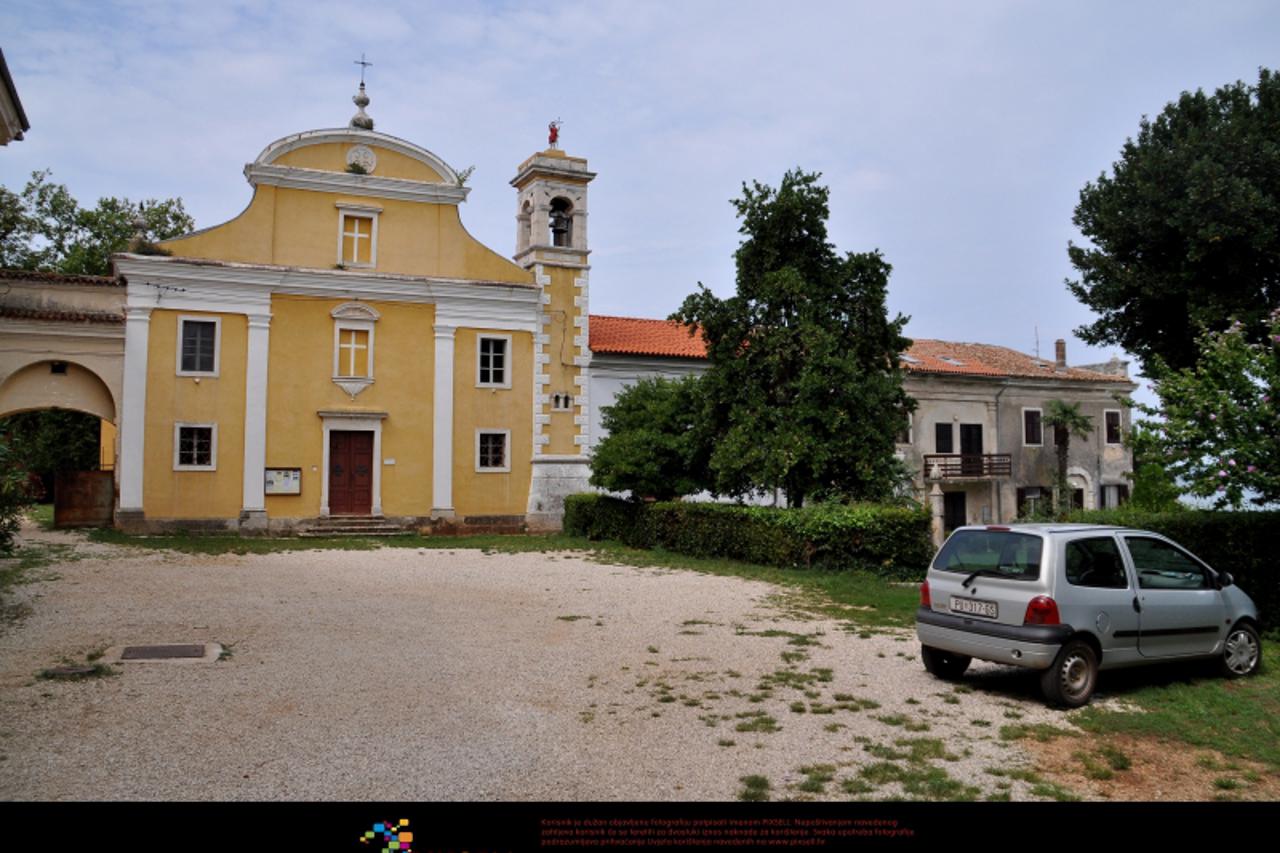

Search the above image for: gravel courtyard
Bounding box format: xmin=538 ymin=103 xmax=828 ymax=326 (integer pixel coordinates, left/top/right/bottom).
xmin=0 ymin=528 xmax=1076 ymax=802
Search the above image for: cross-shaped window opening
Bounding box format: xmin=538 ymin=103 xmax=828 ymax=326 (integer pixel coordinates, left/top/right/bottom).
xmin=342 ymin=215 xmax=373 ymax=265
xmin=337 ymin=329 xmax=370 ymax=377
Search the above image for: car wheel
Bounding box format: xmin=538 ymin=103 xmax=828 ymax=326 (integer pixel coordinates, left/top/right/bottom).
xmin=1040 ymin=639 xmax=1097 ymax=708
xmin=1219 ymin=623 xmax=1261 ymax=678
xmin=921 ymin=645 xmax=971 ymax=680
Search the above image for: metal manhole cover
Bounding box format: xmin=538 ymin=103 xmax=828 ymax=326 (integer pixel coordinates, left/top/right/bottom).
xmin=120 ymin=644 xmax=207 ymax=660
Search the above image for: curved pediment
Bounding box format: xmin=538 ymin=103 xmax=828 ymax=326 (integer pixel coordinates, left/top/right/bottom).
xmin=254 ymin=128 xmax=461 ymax=185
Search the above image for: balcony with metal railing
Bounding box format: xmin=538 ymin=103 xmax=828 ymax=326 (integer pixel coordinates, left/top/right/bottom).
xmin=923 ymin=453 xmax=1012 ymax=481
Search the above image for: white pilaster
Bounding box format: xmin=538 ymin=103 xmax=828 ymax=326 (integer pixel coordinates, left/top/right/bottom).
xmin=118 ymin=306 xmax=152 ymax=512
xmin=531 ymin=264 xmax=552 ymax=456
xmin=432 ymin=324 xmax=456 ymax=518
xmin=241 ymin=313 xmax=272 ymax=518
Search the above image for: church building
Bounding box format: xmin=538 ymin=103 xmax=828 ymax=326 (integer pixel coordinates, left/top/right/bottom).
xmin=111 ymin=84 xmax=593 ymax=532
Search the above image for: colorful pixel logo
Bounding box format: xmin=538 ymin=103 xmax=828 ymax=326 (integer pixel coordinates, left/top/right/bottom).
xmin=359 ymin=819 xmax=413 ymax=853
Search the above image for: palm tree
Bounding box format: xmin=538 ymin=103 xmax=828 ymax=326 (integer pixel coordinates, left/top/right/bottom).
xmin=1043 ymin=400 xmax=1094 ymax=518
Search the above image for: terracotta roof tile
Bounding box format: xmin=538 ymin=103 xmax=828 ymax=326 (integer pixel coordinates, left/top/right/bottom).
xmin=588 ymin=315 xmax=1129 ymax=384
xmin=0 ymin=306 xmax=124 ymax=324
xmin=903 ymin=339 xmax=1130 ymax=383
xmin=589 ymin=314 xmax=707 ymax=358
xmin=0 ymin=268 xmax=123 ymax=287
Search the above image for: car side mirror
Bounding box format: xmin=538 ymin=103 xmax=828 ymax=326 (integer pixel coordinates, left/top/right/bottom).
xmin=1220 ymin=572 xmax=1234 ymax=588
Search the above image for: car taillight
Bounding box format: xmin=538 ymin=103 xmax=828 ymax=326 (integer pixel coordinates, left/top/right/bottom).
xmin=920 ymin=580 xmax=931 ymax=608
xmin=1023 ymin=596 xmax=1060 ymax=626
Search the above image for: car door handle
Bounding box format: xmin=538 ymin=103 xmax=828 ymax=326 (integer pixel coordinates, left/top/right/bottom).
xmin=1132 ymin=597 xmax=1142 ymax=613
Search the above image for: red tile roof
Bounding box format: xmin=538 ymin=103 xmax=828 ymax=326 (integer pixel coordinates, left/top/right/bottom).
xmin=903 ymin=339 xmax=1129 ymax=383
xmin=0 ymin=268 xmax=123 ymax=287
xmin=0 ymin=306 xmax=124 ymax=324
xmin=588 ymin=315 xmax=1129 ymax=383
xmin=589 ymin=314 xmax=707 ymax=358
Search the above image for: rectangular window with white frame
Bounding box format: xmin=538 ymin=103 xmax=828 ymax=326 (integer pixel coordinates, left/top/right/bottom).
xmin=173 ymin=423 xmax=217 ymax=471
xmin=477 ymin=334 xmax=511 ymax=388
xmin=476 ymin=429 xmax=510 ymax=472
xmin=176 ymin=316 xmax=220 ymax=376
xmin=1104 ymin=409 xmax=1123 ymax=444
xmin=336 ymin=204 xmax=380 ymax=269
xmin=1023 ymin=407 xmax=1043 ymax=446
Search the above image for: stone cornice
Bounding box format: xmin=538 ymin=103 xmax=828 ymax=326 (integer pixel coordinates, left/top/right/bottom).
xmin=114 ymin=255 xmax=539 ymax=332
xmin=245 ymin=163 xmax=470 ymax=205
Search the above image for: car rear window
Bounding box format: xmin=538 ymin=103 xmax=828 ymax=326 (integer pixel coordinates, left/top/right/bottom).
xmin=933 ymin=530 xmax=1043 ymax=580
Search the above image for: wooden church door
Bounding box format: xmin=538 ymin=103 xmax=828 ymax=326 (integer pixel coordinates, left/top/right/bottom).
xmin=329 ymin=431 xmax=373 ymax=515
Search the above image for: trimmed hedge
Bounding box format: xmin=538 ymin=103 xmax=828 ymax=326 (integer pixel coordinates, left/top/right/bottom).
xmin=563 ymin=494 xmax=933 ymax=580
xmin=1072 ymin=508 xmax=1279 ymax=632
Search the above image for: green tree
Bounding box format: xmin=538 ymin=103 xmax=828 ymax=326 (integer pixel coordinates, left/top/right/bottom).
xmin=1136 ymin=312 xmax=1280 ymax=508
xmin=0 ymin=440 xmax=34 ymax=553
xmin=672 ymin=169 xmax=913 ymax=507
xmin=1043 ymin=400 xmax=1094 ymax=517
xmin=0 ymin=169 xmax=193 ymax=275
xmin=1067 ymin=68 xmax=1280 ymax=373
xmin=1125 ymin=422 xmax=1186 ymax=511
xmin=589 ymin=377 xmax=712 ymax=500
xmin=0 ymin=410 xmax=102 ymax=500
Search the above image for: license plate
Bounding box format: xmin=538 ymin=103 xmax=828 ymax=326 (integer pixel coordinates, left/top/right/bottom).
xmin=950 ymin=596 xmax=998 ymax=619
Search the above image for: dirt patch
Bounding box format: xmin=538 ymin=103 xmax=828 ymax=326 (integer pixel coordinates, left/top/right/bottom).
xmin=1025 ymin=733 xmax=1280 ymax=801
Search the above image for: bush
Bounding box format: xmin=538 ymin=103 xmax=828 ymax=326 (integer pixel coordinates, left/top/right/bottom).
xmin=563 ymin=494 xmax=933 ymax=579
xmin=0 ymin=440 xmax=35 ymax=553
xmin=1072 ymin=508 xmax=1280 ymax=631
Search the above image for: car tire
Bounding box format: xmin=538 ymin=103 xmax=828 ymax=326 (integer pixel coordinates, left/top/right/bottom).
xmin=1040 ymin=639 xmax=1097 ymax=708
xmin=1219 ymin=622 xmax=1261 ymax=679
xmin=921 ymin=645 xmax=971 ymax=680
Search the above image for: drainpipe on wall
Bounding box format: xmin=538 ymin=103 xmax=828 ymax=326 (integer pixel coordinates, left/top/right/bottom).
xmin=992 ymin=379 xmax=1009 ymax=522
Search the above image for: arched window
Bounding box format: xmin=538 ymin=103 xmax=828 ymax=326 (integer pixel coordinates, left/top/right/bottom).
xmin=549 ymin=197 xmax=573 ymax=247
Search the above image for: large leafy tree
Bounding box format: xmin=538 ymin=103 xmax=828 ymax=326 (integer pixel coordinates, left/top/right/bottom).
xmin=1067 ymin=68 xmax=1280 ymax=373
xmin=0 ymin=171 xmax=192 ymax=493
xmin=673 ymin=169 xmax=913 ymax=507
xmin=1136 ymin=312 xmax=1280 ymax=508
xmin=0 ymin=169 xmax=192 ymax=275
xmin=588 ymin=376 xmax=712 ymax=500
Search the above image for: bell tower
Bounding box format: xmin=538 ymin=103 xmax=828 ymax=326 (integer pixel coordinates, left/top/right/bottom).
xmin=511 ymin=125 xmax=596 ymax=529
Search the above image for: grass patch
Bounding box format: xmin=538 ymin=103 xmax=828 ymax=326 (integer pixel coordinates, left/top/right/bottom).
xmin=734 ymin=712 xmax=780 ymax=734
xmin=857 ymin=762 xmax=980 ymax=801
xmin=717 ymin=739 xmax=735 ymax=747
xmin=986 ymin=767 xmax=1080 ymax=801
xmin=865 ymin=738 xmax=957 ymax=764
xmin=28 ymin=504 xmax=54 ymax=530
xmin=1073 ymin=660 xmax=1280 ymax=771
xmin=999 ymin=723 xmax=1072 ymax=742
xmin=557 ymin=615 xmax=588 ymax=622
xmin=738 ymin=775 xmax=770 ymax=802
xmin=1076 ymin=752 xmax=1114 ymax=781
xmin=584 ymin=541 xmax=918 ymax=629
xmin=1097 ymin=744 xmax=1131 ymax=771
xmin=795 ymin=764 xmax=837 ymax=794
xmin=38 ymin=663 xmax=114 ymax=681
xmin=841 ymin=778 xmax=875 ymax=796
xmin=2 ymin=540 xmax=80 ymax=623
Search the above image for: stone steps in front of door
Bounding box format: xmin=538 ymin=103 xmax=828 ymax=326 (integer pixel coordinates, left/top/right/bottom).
xmin=298 ymin=517 xmax=409 ymax=538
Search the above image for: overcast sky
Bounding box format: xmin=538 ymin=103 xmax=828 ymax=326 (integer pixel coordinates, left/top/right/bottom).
xmin=4 ymin=0 xmax=1277 ymax=384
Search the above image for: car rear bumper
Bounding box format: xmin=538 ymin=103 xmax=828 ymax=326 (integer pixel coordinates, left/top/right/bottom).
xmin=915 ymin=607 xmax=1070 ymax=670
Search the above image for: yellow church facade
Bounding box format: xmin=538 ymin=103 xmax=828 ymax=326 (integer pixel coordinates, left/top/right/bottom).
xmin=113 ymin=89 xmax=594 ymax=532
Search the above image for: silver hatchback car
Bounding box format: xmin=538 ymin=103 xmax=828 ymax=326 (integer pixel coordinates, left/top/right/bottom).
xmin=915 ymin=524 xmax=1262 ymax=707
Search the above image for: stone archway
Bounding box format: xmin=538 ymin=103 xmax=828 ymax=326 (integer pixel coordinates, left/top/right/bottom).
xmin=0 ymin=360 xmax=116 ymax=423
xmin=0 ymin=360 xmax=119 ymax=526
